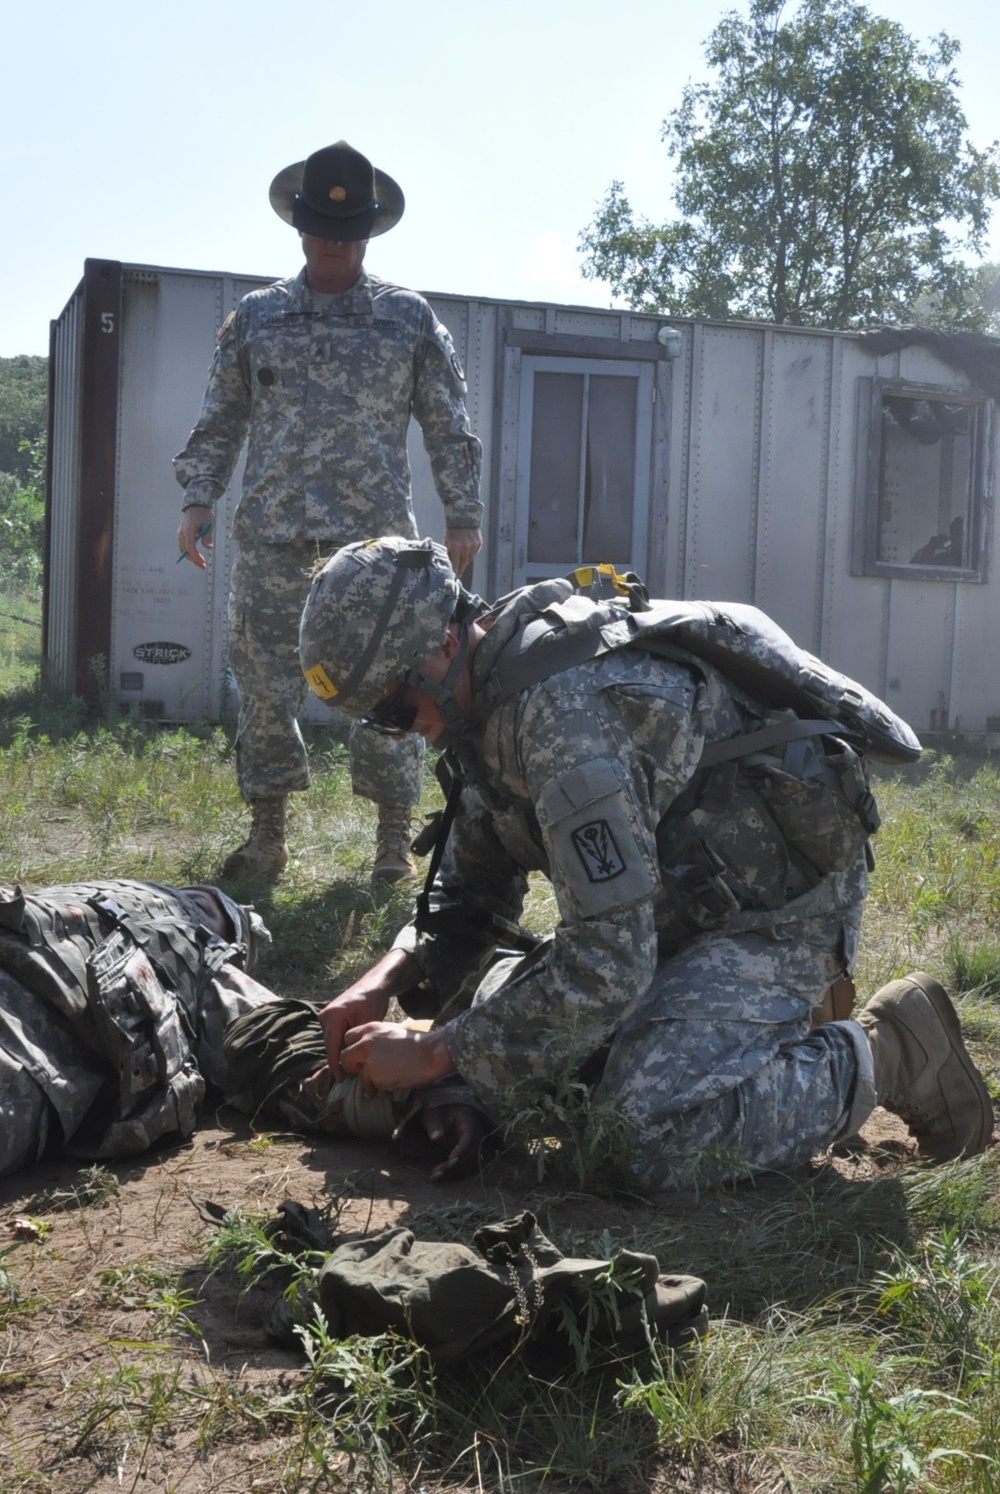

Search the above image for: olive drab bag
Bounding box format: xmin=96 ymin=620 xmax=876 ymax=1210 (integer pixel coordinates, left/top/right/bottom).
xmin=226 ymin=1202 xmax=709 ymax=1370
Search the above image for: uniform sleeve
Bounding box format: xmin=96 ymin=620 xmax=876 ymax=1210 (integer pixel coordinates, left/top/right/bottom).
xmin=441 ymin=691 xmax=685 ymax=1118
xmin=172 ymin=310 xmax=253 ymax=507
xmin=392 ymin=784 xmax=531 ymax=1009
xmin=410 ymin=317 xmax=483 ymax=529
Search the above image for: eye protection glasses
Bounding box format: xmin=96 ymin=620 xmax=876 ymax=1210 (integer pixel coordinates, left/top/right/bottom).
xmin=360 ymin=682 xmax=417 ymax=736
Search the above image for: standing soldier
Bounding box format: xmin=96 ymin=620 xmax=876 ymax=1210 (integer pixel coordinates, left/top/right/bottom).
xmin=174 ymin=142 xmax=483 ymax=883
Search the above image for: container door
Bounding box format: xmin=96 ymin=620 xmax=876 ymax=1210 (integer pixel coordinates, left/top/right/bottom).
xmin=511 ymin=355 xmax=653 ymax=586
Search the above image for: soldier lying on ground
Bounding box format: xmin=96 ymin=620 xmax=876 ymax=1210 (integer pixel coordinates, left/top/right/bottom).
xmin=0 ymin=879 xmax=277 ymax=1176
xmin=0 ymin=877 xmax=483 ymax=1180
xmin=291 ymin=537 xmax=995 ymax=1188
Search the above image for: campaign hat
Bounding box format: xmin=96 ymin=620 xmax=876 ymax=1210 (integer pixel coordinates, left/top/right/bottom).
xmin=269 ymin=140 xmax=404 ymax=240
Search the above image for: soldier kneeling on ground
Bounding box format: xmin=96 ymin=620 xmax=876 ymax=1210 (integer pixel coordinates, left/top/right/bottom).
xmin=281 ymin=536 xmax=995 ymax=1188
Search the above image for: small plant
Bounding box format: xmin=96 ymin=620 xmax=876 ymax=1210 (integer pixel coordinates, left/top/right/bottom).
xmin=874 ymin=1227 xmax=996 ymax=1389
xmin=0 ymin=1241 xmax=22 ymax=1316
xmin=98 ymin=1262 xmax=203 ymax=1339
xmin=202 ymin=1204 xmax=327 ymax=1321
xmin=283 ymin=1311 xmax=435 ymax=1492
xmin=25 ymin=1164 xmax=121 ymax=1214
xmin=501 ymin=1037 xmax=641 ymax=1196
xmin=807 ymin=1347 xmax=983 ymax=1494
xmin=943 ymin=934 xmax=1000 ymax=1000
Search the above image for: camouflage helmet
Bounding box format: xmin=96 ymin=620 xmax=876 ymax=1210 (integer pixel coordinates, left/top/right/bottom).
xmin=299 ymin=537 xmax=461 ymax=719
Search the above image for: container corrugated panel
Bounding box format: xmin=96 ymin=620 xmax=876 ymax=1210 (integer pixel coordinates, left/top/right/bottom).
xmin=47 ymin=262 xmax=1000 ymax=735
xmin=47 ymin=285 xmax=84 ymax=692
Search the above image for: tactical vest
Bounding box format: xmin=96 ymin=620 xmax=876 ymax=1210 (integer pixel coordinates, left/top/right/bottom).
xmin=424 ymin=570 xmax=917 ymax=944
xmin=0 ymin=881 xmax=252 ymax=1158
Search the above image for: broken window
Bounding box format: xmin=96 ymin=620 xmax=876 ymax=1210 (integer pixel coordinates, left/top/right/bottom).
xmin=857 ymin=378 xmax=991 ymax=581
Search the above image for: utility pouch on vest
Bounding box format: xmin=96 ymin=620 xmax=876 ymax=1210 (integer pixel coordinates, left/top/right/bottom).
xmin=74 ymin=926 xmax=205 ymax=1158
xmin=739 ymin=729 xmax=879 ymax=881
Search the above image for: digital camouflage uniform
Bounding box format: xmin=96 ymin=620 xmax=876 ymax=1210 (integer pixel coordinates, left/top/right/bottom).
xmin=174 ymin=268 xmax=483 ymax=805
xmin=393 ymin=585 xmax=878 ymax=1189
xmin=0 ymin=880 xmax=275 ymax=1176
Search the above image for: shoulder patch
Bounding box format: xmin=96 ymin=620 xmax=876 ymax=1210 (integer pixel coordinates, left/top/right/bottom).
xmin=570 ymin=820 xmax=627 ymax=882
xmin=536 ymin=757 xmax=659 ymax=918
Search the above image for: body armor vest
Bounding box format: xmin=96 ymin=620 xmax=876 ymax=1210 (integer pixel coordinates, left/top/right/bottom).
xmin=0 ymin=881 xmax=254 ymax=1158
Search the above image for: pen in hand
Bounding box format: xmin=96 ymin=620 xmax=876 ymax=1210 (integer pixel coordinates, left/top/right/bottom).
xmin=177 ymin=519 xmax=214 ymax=562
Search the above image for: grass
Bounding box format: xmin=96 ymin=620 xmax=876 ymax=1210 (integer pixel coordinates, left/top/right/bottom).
xmin=3 ymin=630 xmax=1000 ymax=1489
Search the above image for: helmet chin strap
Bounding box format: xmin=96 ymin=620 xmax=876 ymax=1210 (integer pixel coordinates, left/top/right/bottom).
xmin=403 ymin=620 xmax=473 ymax=748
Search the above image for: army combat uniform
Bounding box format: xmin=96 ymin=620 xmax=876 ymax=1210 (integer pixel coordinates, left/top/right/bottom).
xmin=0 ymin=880 xmax=275 ymax=1176
xmin=174 ymin=268 xmax=483 ymax=806
xmin=394 ymin=584 xmax=879 ymax=1189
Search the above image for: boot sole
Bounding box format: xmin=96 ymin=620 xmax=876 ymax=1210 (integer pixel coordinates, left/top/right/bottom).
xmin=905 ymin=972 xmax=994 ymax=1158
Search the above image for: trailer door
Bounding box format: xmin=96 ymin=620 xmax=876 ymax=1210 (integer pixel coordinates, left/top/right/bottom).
xmin=509 ymin=355 xmax=654 ymax=587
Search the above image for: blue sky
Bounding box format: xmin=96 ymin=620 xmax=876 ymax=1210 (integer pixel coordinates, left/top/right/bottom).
xmin=3 ymin=0 xmax=999 ymax=356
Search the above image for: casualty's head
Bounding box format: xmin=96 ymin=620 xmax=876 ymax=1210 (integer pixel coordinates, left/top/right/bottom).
xmin=299 ymin=536 xmax=465 ymax=724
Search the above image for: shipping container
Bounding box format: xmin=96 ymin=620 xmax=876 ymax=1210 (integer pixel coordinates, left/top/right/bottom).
xmin=47 ymin=258 xmax=998 ymax=734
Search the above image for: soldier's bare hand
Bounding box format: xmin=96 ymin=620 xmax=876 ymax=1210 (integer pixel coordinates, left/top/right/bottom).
xmin=444 ymin=526 xmax=482 ymax=578
xmin=177 ymin=505 xmax=214 ymax=568
xmin=340 ymin=1022 xmax=455 ymax=1094
xmin=319 ymin=989 xmax=391 ymax=1082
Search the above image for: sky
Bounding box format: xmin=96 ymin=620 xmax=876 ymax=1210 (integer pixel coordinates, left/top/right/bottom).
xmin=3 ymin=0 xmax=1000 ymax=357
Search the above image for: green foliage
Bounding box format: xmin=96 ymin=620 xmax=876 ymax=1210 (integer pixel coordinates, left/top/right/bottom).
xmin=580 ymin=0 xmax=1000 ymax=329
xmin=23 ymin=1164 xmax=121 ymax=1215
xmin=806 ymin=1348 xmax=982 ymax=1493
xmin=0 ymin=355 xmax=47 ymax=483
xmin=0 ymin=473 xmax=43 ymax=594
xmin=874 ymin=1227 xmax=998 ymax=1390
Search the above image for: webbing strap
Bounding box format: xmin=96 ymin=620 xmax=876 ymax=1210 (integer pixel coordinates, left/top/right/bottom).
xmin=478 ymin=613 xmax=841 ymax=769
xmin=474 ymin=615 xmax=613 ymax=722
xmin=415 ymin=773 xmax=465 ymax=930
xmin=699 ymin=718 xmax=838 ymax=768
xmin=334 ymin=549 xmax=428 ymax=706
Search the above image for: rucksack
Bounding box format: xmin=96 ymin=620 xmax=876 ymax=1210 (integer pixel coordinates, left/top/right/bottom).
xmin=476 ymin=565 xmax=921 ymax=766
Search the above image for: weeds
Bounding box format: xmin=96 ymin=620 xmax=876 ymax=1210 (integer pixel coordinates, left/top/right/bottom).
xmin=98 ymin=1262 xmax=203 ymax=1339
xmin=3 ymin=678 xmax=1000 ymax=1491
xmin=24 ymin=1164 xmax=121 ymax=1214
xmin=806 ymin=1348 xmax=985 ymax=1493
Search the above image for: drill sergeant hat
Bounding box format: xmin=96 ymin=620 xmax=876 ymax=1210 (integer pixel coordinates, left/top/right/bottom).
xmin=300 ymin=537 xmax=470 ymax=728
xmin=269 ymin=140 xmax=404 ymax=241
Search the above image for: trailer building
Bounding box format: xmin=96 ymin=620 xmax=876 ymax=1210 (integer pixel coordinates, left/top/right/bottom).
xmin=47 ymin=258 xmax=998 ymax=735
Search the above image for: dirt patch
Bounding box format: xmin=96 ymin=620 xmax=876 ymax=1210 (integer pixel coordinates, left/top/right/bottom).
xmin=0 ymin=1105 xmax=964 ymax=1493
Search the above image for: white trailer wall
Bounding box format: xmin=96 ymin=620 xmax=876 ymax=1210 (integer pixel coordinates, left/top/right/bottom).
xmin=47 ymin=261 xmax=999 ymax=736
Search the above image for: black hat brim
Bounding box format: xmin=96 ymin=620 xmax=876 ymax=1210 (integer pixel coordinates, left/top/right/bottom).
xmin=269 ymin=160 xmax=404 ymax=240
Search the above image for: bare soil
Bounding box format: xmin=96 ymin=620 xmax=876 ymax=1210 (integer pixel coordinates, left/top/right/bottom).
xmin=0 ymin=1100 xmax=935 ymax=1494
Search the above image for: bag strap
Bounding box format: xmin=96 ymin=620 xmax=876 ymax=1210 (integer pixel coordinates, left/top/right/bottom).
xmin=699 ymin=717 xmax=838 ymax=768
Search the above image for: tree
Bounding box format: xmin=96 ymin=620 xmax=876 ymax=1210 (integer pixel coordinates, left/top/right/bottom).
xmin=0 ymin=355 xmax=48 ymax=483
xmin=579 ymin=0 xmax=1000 ymax=328
xmin=0 ymin=440 xmax=45 ymax=594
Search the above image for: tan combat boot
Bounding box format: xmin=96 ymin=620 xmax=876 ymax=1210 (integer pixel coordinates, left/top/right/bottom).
xmin=858 ymin=971 xmax=994 ymax=1160
xmin=221 ymin=796 xmax=289 ymax=880
xmin=372 ymin=803 xmax=416 ymax=884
